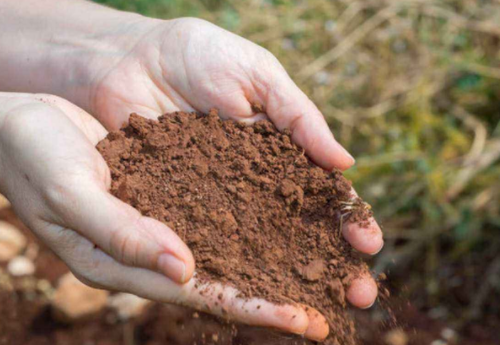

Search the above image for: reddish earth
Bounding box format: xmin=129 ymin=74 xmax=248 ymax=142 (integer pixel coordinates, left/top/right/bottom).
xmin=97 ymin=110 xmax=374 ymax=344
xmin=0 ymin=206 xmax=498 ymax=345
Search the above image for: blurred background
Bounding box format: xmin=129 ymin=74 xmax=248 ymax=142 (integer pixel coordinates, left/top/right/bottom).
xmin=2 ymin=0 xmax=500 ymax=344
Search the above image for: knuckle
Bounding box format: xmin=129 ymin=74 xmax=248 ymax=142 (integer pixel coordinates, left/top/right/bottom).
xmin=109 ymin=228 xmax=129 ymax=263
xmin=0 ymin=97 xmax=70 ymax=153
xmin=68 ymin=249 xmax=114 ymax=290
xmin=1 ymin=102 xmax=52 ymax=135
xmin=44 ymin=227 xmax=112 ymax=290
xmin=42 ymin=179 xmax=82 ymax=219
xmin=258 ymin=46 xmax=282 ymax=69
xmin=108 ymin=219 xmax=144 ymax=267
xmin=258 ymin=45 xmax=275 ymax=59
xmin=72 ymin=270 xmax=104 ymax=290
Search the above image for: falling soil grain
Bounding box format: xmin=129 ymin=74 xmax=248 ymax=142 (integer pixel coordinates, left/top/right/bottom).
xmin=97 ymin=109 xmax=373 ymax=344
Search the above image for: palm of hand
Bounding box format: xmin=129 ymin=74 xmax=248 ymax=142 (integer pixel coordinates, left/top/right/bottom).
xmin=91 ymin=15 xmax=382 ymax=266
xmin=94 ymin=18 xmax=291 ymax=130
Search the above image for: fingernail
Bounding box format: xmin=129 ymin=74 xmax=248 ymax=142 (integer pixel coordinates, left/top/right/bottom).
xmin=361 ymin=300 xmax=376 ymax=310
xmin=341 ymin=146 xmax=356 ymax=164
xmin=369 ymin=240 xmax=385 ymax=255
xmin=158 ymin=254 xmax=186 ymax=284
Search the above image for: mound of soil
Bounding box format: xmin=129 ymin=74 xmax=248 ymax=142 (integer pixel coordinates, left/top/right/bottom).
xmin=2 ymin=206 xmax=498 ymax=345
xmin=96 ymin=110 xmax=372 ymax=344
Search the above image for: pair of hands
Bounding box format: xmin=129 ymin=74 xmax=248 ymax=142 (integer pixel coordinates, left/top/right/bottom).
xmin=0 ymin=17 xmax=383 ymax=341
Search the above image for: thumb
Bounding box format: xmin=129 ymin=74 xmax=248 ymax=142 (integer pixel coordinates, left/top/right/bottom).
xmin=47 ymin=180 xmax=195 ymax=284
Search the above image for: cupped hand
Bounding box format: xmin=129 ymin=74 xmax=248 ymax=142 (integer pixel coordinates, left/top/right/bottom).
xmin=0 ymin=93 xmax=330 ymax=340
xmin=88 ymin=17 xmax=383 ymax=307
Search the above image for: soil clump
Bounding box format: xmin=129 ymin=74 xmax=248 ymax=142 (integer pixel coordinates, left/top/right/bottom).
xmin=97 ymin=110 xmax=373 ymax=344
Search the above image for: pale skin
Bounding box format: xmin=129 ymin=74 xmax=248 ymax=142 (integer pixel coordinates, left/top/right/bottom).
xmin=0 ymin=0 xmax=383 ymax=341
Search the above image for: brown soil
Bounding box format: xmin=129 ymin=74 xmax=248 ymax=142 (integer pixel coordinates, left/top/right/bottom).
xmin=1 ymin=207 xmax=498 ymax=345
xmin=96 ymin=110 xmax=373 ymax=344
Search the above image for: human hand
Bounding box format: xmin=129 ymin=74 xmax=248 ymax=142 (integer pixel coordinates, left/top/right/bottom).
xmin=86 ymin=17 xmax=383 ymax=307
xmin=0 ymin=93 xmax=332 ymax=340
xmin=0 ymin=2 xmax=383 ymax=338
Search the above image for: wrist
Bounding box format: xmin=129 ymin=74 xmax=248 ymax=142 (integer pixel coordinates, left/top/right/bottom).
xmin=0 ymin=0 xmax=160 ymax=115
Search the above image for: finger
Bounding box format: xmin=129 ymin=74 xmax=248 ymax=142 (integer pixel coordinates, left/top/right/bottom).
xmin=43 ymin=203 xmax=318 ymax=339
xmin=342 ymin=188 xmax=384 ymax=255
xmin=301 ymin=304 xmax=329 ymax=342
xmin=257 ymin=71 xmax=355 ymax=171
xmin=183 ymin=280 xmax=310 ymax=335
xmin=61 ymin=212 xmax=330 ymax=339
xmin=346 ymin=274 xmax=378 ymax=309
xmin=210 ymin=73 xmax=355 ymax=171
xmin=0 ymin=93 xmax=108 ymax=145
xmin=48 ymin=183 xmax=195 ymax=284
xmin=343 ymin=218 xmax=384 ymax=255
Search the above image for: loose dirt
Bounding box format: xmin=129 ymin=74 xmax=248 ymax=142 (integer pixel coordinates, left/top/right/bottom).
xmin=97 ymin=110 xmax=372 ymax=344
xmin=0 ymin=204 xmax=497 ymax=344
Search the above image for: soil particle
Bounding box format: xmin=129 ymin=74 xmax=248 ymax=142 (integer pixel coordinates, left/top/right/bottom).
xmin=97 ymin=110 xmax=373 ymax=344
xmin=327 ymin=279 xmax=346 ymax=308
xmin=299 ymin=259 xmax=325 ymax=282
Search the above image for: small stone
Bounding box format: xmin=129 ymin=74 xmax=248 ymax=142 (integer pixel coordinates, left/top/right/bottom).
xmin=314 ymin=71 xmax=332 ymax=85
xmin=384 ymin=328 xmax=409 ymax=345
xmin=378 ymin=272 xmax=388 ymax=281
xmin=279 ymin=179 xmax=297 ymax=197
xmin=52 ymin=272 xmax=109 ymax=322
xmin=7 ymin=256 xmax=35 ymax=276
xmin=37 ymin=279 xmax=54 ymax=298
xmin=107 ymin=293 xmax=150 ymax=321
xmin=0 ymin=194 xmax=10 ymax=209
xmin=430 ymin=341 xmax=447 ymax=345
xmin=259 ymin=176 xmax=272 ymax=185
xmin=441 ymin=328 xmax=457 ymax=342
xmin=0 ymin=221 xmax=27 ymax=262
xmin=226 ymin=185 xmax=237 ymax=194
xmin=279 ymin=38 xmax=294 ymax=51
xmin=25 ymin=243 xmax=39 ymax=260
xmin=324 ymin=19 xmax=337 ymax=33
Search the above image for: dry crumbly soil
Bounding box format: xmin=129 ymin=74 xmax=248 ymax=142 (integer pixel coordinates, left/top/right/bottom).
xmin=96 ymin=110 xmax=374 ymax=344
xmin=1 ymin=207 xmax=498 ymax=345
